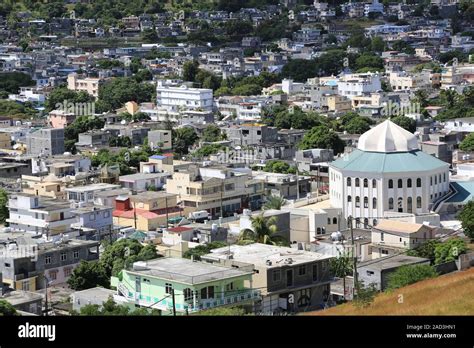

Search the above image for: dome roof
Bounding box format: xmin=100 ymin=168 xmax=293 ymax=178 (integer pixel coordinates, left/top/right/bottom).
xmin=357 ymin=120 xmax=418 ymax=153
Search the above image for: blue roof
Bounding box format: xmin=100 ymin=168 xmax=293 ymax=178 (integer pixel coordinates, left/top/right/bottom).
xmin=150 ymin=155 xmax=166 ymax=160
xmin=446 ymin=181 xmax=474 ymax=204
xmin=325 ymin=80 xmax=338 ymax=86
xmin=330 ymin=149 xmax=449 ymax=173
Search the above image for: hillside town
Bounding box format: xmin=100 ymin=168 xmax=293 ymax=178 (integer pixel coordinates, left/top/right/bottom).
xmin=0 ymin=0 xmax=473 ymax=319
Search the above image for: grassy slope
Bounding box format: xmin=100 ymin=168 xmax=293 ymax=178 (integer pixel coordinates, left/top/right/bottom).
xmin=305 ymin=268 xmax=474 ymax=316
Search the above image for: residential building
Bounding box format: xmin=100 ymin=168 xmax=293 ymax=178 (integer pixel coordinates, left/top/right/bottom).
xmin=111 ymin=258 xmax=259 ymax=315
xmin=66 ymin=183 xmax=121 ymax=204
xmin=67 ymin=73 xmax=102 ymax=98
xmin=119 ymin=172 xmax=169 ymax=191
xmin=7 ymin=193 xmax=76 ymax=236
xmin=337 ymin=73 xmax=382 ymax=100
xmin=147 ymin=129 xmax=172 ymax=150
xmin=202 ymin=243 xmax=334 ymax=313
xmin=156 ymin=81 xmax=213 ymax=112
xmin=71 ymin=205 xmax=114 ymax=240
xmin=26 ymin=128 xmax=65 ymax=157
xmin=48 ymin=110 xmax=76 ymax=129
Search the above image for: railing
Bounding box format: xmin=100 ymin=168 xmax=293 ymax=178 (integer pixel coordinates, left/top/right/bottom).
xmin=197 ymin=289 xmax=261 ymax=311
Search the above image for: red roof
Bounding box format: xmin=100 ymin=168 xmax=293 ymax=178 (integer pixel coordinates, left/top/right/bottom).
xmin=166 ymin=226 xmax=193 ymax=233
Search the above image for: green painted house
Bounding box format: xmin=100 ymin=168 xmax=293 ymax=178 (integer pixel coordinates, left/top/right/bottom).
xmin=111 ymin=257 xmax=260 ymax=315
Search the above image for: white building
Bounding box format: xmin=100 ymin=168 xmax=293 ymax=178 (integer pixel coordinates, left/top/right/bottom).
xmin=337 ymin=73 xmax=382 ymax=100
xmin=364 ymin=0 xmax=384 ymax=17
xmin=329 ymin=120 xmax=450 ymax=227
xmin=156 ymin=81 xmax=213 ymax=112
xmin=444 ymin=117 xmax=474 ymax=133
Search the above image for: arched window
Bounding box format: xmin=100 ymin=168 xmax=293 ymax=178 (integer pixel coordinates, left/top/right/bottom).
xmin=443 ymin=173 xmax=446 ymax=182
xmin=435 ymin=176 xmax=437 ymax=185
xmin=355 ymin=178 xmax=360 ymax=187
xmin=439 ymin=174 xmax=441 ymax=183
xmin=388 ymin=179 xmax=393 ymax=189
xmin=373 ymin=219 xmax=377 ymax=226
xmin=417 ymin=178 xmax=421 ymax=187
xmin=347 ymin=195 xmax=352 ymax=202
xmin=364 ymin=218 xmax=369 ymax=229
xmin=407 ymin=179 xmax=412 ymax=188
xmin=373 ymin=197 xmax=377 ymax=207
xmin=430 ymin=177 xmax=433 ymax=185
xmin=355 ymin=218 xmax=360 ymax=228
xmin=327 ymin=218 xmax=331 ymax=225
xmin=407 ymin=197 xmax=413 ymax=213
xmin=364 ymin=196 xmax=368 ymax=208
xmin=398 ymin=179 xmax=403 ymax=188
xmin=417 ymin=196 xmax=422 ymax=208
xmin=333 ymin=217 xmax=337 ymax=224
xmin=372 ymin=179 xmax=376 ymax=188
xmin=397 ymin=197 xmax=403 ymax=212
xmin=363 ymin=179 xmax=368 ymax=188
xmin=347 ymin=177 xmax=351 ymax=186
xmin=317 ymin=227 xmax=321 ymax=234
xmin=355 ymin=196 xmax=360 ymax=207
xmin=388 ymin=198 xmax=394 ymax=210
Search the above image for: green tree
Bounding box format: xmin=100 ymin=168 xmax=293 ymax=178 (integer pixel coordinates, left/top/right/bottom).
xmin=298 ymin=125 xmax=345 ymax=155
xmin=353 ymin=281 xmax=378 ymax=308
xmin=173 ymin=127 xmax=198 ymax=156
xmin=434 ymin=238 xmax=467 ymax=265
xmin=45 ymin=88 xmax=94 ymax=112
xmin=386 ymin=264 xmax=438 ymax=290
xmin=459 ymin=200 xmax=474 ymax=239
xmin=67 ymin=260 xmax=109 ymax=291
xmin=263 ymin=195 xmax=287 ymax=210
xmin=406 ymin=239 xmax=442 ymax=261
xmin=196 ymin=306 xmax=247 ymax=316
xmin=202 ymin=124 xmax=224 ymax=142
xmin=345 ymin=117 xmax=372 ymax=134
xmin=0 ymin=300 xmax=17 ymax=316
xmin=391 ymin=115 xmax=416 ymax=133
xmin=182 ymin=60 xmax=200 ymax=82
xmin=459 ymin=133 xmax=474 ymax=152
xmin=183 ymin=241 xmax=227 ymax=261
xmin=0 ymin=188 xmax=9 ymax=225
xmin=0 ymin=72 xmax=35 ymax=95
xmin=238 ymin=214 xmax=287 ymax=245
xmin=370 ymin=36 xmax=386 ymax=52
xmin=98 ymin=77 xmax=154 ymax=111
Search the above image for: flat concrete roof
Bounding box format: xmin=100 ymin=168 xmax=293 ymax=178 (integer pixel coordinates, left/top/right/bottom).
xmin=204 ymin=243 xmax=332 ymax=269
xmin=358 ymin=255 xmax=429 ymax=271
xmin=127 ymin=257 xmax=252 ymax=285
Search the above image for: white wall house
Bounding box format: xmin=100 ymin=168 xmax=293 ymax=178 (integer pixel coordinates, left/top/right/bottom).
xmin=156 ymin=81 xmax=213 ymax=112
xmin=337 ymin=73 xmax=382 ymax=100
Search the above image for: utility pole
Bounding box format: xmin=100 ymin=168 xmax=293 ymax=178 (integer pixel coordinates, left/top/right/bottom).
xmin=171 ymin=288 xmax=177 ymax=316
xmin=165 ymin=195 xmax=169 ymax=228
xmin=349 ymin=216 xmax=358 ymax=300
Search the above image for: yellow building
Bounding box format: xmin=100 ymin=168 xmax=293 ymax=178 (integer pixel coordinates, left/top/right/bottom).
xmin=21 ymin=175 xmax=66 ymax=200
xmin=0 ymin=131 xmax=11 ymax=149
xmin=326 ymin=95 xmax=352 ymax=113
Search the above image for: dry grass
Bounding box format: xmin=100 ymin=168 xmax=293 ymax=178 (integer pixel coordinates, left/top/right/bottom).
xmin=306 ymin=268 xmax=474 ymax=316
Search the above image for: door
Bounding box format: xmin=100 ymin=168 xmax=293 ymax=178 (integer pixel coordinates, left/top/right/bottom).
xmin=286 ymin=269 xmax=293 ymax=287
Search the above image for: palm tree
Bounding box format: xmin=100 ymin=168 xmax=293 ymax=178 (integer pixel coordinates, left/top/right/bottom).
xmin=263 ymin=195 xmax=287 ymax=210
xmin=238 ymin=214 xmax=287 ymax=245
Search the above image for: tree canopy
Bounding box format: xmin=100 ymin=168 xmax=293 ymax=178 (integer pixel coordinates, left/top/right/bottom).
xmin=298 ymin=125 xmax=345 ymax=155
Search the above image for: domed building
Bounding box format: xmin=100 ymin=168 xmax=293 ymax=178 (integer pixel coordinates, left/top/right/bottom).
xmin=329 ymin=120 xmax=450 ymax=228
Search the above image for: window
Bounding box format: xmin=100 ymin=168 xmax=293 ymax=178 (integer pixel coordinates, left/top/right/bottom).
xmin=407 ymin=197 xmax=413 ymax=213
xmin=73 ymin=250 xmax=79 ymax=259
xmin=364 ymin=196 xmax=368 ymax=208
xmin=60 ymin=252 xmax=67 ymax=261
xmin=355 ymin=196 xmax=360 ymax=207
xmin=363 ymin=179 xmax=368 ymax=188
xmin=298 ymin=265 xmax=306 ymax=276
xmin=201 ymin=286 xmax=214 ymax=299
xmin=184 ymin=288 xmax=193 ymax=302
xmin=388 ymin=198 xmax=393 ymax=210
xmin=165 ymin=283 xmax=173 ymax=294
xmin=355 ymin=178 xmax=360 ymax=187
xmin=327 ymin=218 xmax=331 ymax=225
xmin=366 ymin=271 xmax=374 ymax=276
xmin=417 ymin=196 xmax=422 ymax=209
xmin=373 ymin=197 xmax=377 ymax=207
xmin=347 ymin=195 xmax=352 ymax=203
xmin=333 ymin=217 xmax=337 ymax=225
xmin=355 ymin=218 xmax=360 ymax=228
xmin=372 ymin=179 xmax=376 ymax=188
xmin=407 ymin=179 xmax=412 ymax=188
xmin=430 ymin=177 xmax=433 ymax=185
xmin=364 ymin=218 xmax=369 ymax=229
xmin=373 ymin=219 xmax=377 ymax=226
xmin=272 ymin=270 xmax=281 ymax=282
xmin=64 ymin=268 xmax=72 ymax=277
xmin=104 ymin=211 xmax=110 ymax=218
xmin=443 ymin=173 xmax=446 ymax=182
xmin=226 ymin=282 xmax=234 ymax=291
xmin=381 ymin=249 xmax=389 ymax=255
xmin=22 ymin=281 xmax=30 ymax=291
xmin=312 ymin=264 xmax=318 ymax=281
xmin=49 ymin=270 xmax=57 ymax=280
xmin=45 ymin=256 xmax=51 ymax=265
xmin=388 ymin=179 xmax=393 ymax=189
xmin=89 ymin=213 xmax=96 ymax=221
xmin=417 ymin=178 xmax=421 ymax=187
xmin=297 ymin=288 xmax=311 ymax=307
xmin=347 ymin=177 xmax=351 ymax=186
xmin=381 ymin=232 xmax=384 ymax=241
xmin=435 ymin=176 xmax=437 ymax=185
xmin=398 ymin=179 xmax=403 ymax=188
xmin=398 ymin=197 xmax=403 ymax=212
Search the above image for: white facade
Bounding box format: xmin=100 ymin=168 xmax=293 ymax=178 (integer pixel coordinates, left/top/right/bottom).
xmin=329 ymin=121 xmax=450 ymax=227
xmin=156 ymin=82 xmax=213 ymax=112
xmin=337 ymin=73 xmax=382 ymax=100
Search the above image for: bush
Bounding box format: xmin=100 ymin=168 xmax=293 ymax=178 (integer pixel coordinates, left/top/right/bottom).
xmin=386 ymin=264 xmax=438 ymax=290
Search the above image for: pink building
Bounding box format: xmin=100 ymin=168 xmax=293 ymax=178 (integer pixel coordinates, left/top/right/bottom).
xmin=48 ymin=110 xmax=76 ymax=129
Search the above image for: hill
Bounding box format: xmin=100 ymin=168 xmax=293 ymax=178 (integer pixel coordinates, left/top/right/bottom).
xmin=305 ymin=268 xmax=474 ymax=316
